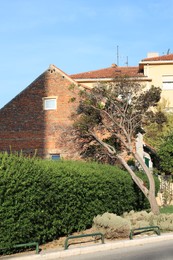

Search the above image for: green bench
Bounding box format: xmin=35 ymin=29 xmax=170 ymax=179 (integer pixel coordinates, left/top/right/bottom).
xmin=64 ymin=232 xmax=104 ymax=250
xmin=129 ymin=226 xmax=160 ymax=240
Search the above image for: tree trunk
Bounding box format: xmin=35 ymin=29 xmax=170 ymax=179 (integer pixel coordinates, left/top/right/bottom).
xmin=148 ymin=191 xmax=160 ymax=215
xmin=134 ymin=152 xmax=160 ymax=215
xmin=89 ymin=130 xmax=160 ymax=214
xmin=117 ymin=155 xmax=149 ymax=196
xmin=117 ymin=154 xmax=160 ymax=215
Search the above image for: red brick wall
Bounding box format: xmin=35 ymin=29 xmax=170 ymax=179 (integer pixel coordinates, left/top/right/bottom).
xmin=0 ymin=67 xmax=81 ymax=159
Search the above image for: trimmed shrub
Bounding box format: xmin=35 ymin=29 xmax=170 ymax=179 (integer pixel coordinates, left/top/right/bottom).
xmin=93 ymin=212 xmax=131 ymax=239
xmin=0 ymin=152 xmax=159 ymax=251
xmin=0 ymin=153 xmax=55 ymax=249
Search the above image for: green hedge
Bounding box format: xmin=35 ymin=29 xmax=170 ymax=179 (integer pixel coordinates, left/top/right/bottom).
xmin=0 ymin=153 xmax=159 ymax=250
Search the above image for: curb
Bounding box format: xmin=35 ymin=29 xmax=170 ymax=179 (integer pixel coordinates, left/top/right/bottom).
xmin=4 ymin=233 xmax=173 ymax=260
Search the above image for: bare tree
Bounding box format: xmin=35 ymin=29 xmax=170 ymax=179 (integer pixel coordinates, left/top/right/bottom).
xmin=72 ymin=78 xmax=162 ymax=214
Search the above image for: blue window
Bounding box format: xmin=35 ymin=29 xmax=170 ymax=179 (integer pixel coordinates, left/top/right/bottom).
xmin=51 ymin=154 xmax=60 ymax=160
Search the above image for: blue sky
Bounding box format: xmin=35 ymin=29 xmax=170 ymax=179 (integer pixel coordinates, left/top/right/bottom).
xmin=1 ymin=0 xmax=173 ymax=108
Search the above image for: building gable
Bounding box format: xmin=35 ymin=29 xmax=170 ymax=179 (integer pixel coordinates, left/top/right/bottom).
xmin=0 ymin=65 xmax=81 ymax=158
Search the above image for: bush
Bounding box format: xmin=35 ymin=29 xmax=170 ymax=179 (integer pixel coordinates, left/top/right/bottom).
xmin=0 ymin=153 xmax=55 ymax=249
xmin=93 ymin=212 xmax=131 ymax=239
xmin=0 ymin=153 xmax=159 ymax=251
xmin=158 ymin=132 xmax=173 ymax=174
xmin=93 ymin=210 xmax=173 ymax=240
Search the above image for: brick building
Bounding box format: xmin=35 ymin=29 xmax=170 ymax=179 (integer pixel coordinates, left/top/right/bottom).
xmin=1 ymin=54 xmax=167 ymax=163
xmin=0 ymin=65 xmax=83 ymax=159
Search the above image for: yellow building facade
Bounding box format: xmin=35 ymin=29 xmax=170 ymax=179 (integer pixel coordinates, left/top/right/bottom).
xmin=139 ymin=53 xmax=173 ymax=109
xmin=71 ymin=53 xmax=173 ymax=109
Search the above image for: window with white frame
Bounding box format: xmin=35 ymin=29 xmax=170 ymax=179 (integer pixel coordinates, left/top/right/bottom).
xmin=43 ymin=97 xmax=57 ymax=110
xmin=162 ymin=75 xmax=173 ymax=90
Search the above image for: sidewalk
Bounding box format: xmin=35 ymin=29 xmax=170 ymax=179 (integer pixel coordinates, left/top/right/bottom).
xmin=2 ymin=233 xmax=173 ymax=260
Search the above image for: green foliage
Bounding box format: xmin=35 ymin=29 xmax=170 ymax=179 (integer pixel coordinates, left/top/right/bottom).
xmin=75 ymin=81 xmax=162 ymax=142
xmin=144 ymin=100 xmax=173 ymax=150
xmin=158 ymin=132 xmax=173 ymax=174
xmin=127 ymin=158 xmax=135 ymax=166
xmin=0 ymin=153 xmax=159 ymax=252
xmin=72 ymin=79 xmax=161 ymax=214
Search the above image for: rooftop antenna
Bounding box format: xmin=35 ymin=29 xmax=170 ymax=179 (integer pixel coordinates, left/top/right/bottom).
xmin=125 ymin=56 xmax=128 ymax=67
xmin=117 ymin=45 xmax=119 ymax=66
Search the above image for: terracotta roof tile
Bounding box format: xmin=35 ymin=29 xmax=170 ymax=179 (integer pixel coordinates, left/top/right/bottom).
xmin=70 ymin=66 xmax=144 ymax=79
xmin=142 ymin=53 xmax=173 ymax=62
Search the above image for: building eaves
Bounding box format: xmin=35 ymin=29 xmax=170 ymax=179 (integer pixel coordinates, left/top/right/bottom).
xmin=70 ymin=66 xmax=144 ymax=80
xmin=141 ymin=53 xmax=173 ymax=62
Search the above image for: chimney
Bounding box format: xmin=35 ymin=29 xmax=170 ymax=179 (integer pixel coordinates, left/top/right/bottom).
xmin=147 ymin=52 xmax=159 ymax=58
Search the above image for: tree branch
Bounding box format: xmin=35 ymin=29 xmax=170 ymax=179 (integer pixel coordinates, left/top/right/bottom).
xmin=89 ymin=130 xmax=117 ymax=155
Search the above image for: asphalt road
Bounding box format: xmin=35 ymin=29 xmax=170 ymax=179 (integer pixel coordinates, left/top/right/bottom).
xmin=62 ymin=239 xmax=173 ymax=260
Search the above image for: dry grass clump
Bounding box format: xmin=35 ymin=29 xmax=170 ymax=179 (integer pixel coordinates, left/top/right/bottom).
xmin=156 ymin=214 xmax=173 ymax=231
xmin=123 ymin=210 xmax=155 ymax=228
xmin=123 ymin=210 xmax=173 ymax=232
